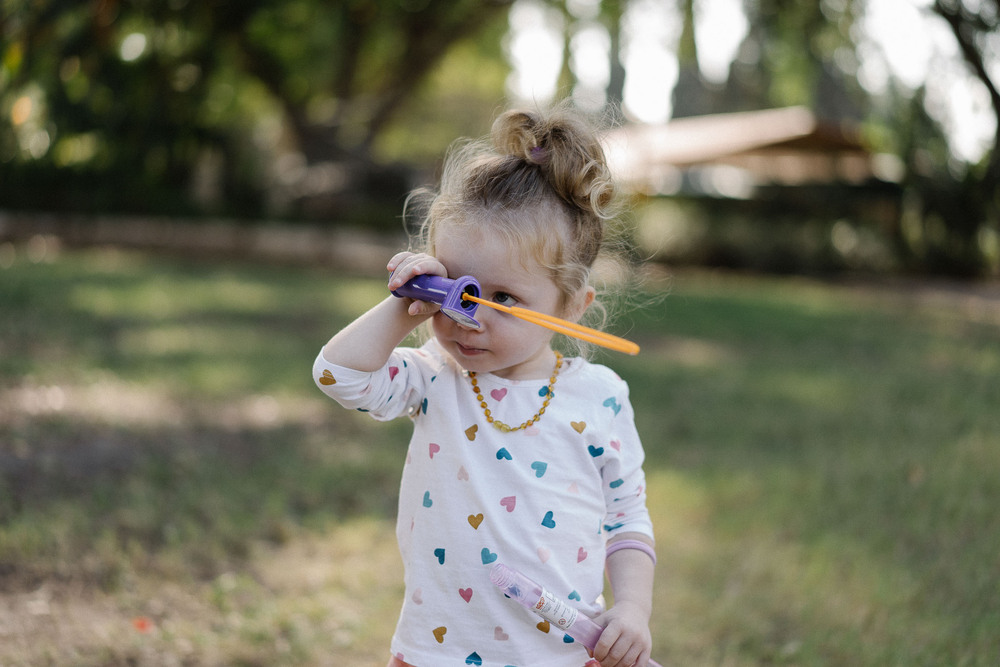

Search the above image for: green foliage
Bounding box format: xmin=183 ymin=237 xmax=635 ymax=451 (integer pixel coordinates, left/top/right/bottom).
xmin=744 ymin=0 xmax=865 ymax=113
xmin=1 ymin=0 xmax=512 ymax=219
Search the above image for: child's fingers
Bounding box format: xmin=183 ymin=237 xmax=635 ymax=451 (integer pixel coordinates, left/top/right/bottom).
xmin=594 ymin=620 xmax=652 ymax=667
xmin=386 ymin=251 xmax=414 ymax=274
xmin=407 ymin=300 xmax=441 ymax=317
xmin=387 ymin=253 xmax=447 ymax=291
xmin=387 ymin=252 xmax=422 ymax=288
xmin=598 ymin=641 xmax=642 ymax=667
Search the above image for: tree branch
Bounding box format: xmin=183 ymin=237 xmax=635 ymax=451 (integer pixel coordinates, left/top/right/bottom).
xmin=361 ymin=0 xmax=513 ymax=147
xmin=932 ymin=0 xmax=1000 ymax=173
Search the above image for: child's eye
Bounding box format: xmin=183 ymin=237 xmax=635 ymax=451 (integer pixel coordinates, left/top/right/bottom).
xmin=493 ymin=292 xmax=518 ymax=306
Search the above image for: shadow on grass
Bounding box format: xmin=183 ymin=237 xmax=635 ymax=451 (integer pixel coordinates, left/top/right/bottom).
xmin=0 ymin=414 xmax=407 ymax=592
xmin=2 ymin=249 xmax=999 ymax=663
xmin=0 ymin=248 xmax=406 ymax=593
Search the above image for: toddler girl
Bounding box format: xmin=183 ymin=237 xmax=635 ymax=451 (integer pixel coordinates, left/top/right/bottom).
xmin=314 ymin=105 xmax=656 ymax=667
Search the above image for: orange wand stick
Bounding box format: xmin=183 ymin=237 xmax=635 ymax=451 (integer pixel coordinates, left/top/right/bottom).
xmin=462 ymin=293 xmax=640 ymax=356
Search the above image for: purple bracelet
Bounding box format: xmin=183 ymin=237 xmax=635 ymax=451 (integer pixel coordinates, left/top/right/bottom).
xmin=605 ymin=538 xmax=657 ymax=565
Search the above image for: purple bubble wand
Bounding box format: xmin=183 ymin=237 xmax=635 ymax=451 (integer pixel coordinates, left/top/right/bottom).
xmin=392 ymin=274 xmax=640 ymax=355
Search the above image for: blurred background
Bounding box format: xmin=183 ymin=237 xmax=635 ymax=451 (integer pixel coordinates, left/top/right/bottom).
xmin=2 ymin=2 xmax=1000 ymax=666
xmin=2 ymin=0 xmax=998 ymax=276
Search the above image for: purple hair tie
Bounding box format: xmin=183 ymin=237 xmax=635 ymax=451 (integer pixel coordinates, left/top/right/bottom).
xmin=606 ymin=538 xmax=657 ymax=565
xmin=529 ymin=145 xmax=547 ymax=163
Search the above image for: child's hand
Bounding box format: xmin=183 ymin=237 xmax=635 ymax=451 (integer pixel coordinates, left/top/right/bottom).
xmin=387 ymin=252 xmax=449 ymax=317
xmin=592 ymin=600 xmax=652 ymax=667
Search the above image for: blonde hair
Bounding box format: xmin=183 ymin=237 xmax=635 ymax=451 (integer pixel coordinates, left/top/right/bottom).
xmin=405 ymin=104 xmax=622 ymax=353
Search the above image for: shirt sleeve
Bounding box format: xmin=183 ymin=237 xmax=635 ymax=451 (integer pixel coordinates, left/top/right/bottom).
xmin=312 ymin=343 xmax=441 ymax=422
xmin=600 ymin=381 xmax=655 ymax=541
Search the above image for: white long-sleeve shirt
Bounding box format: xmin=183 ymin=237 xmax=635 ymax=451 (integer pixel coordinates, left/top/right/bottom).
xmin=314 ymin=339 xmax=653 ymax=667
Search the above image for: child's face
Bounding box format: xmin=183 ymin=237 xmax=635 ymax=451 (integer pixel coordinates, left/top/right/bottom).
xmin=431 ymin=224 xmax=569 ymax=380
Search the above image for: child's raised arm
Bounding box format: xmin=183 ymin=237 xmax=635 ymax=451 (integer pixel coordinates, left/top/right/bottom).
xmin=321 ymin=252 xmax=446 ymax=372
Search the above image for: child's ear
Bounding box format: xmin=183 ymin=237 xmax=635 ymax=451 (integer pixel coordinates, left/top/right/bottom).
xmin=566 ymin=286 xmax=596 ymax=323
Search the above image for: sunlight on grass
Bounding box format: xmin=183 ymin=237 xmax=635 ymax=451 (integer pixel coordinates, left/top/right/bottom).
xmin=638 ymin=335 xmax=736 ymax=369
xmin=64 ymin=248 xmax=387 ymax=322
xmin=120 ymin=324 xmax=245 ymax=356
xmin=69 ymin=269 xmax=289 ymax=321
xmin=0 ymin=518 xmax=402 ymax=666
xmin=254 ymin=518 xmax=404 ymax=662
xmin=2 ymin=249 xmax=999 ymax=664
xmin=647 ymin=468 xmax=948 ymax=665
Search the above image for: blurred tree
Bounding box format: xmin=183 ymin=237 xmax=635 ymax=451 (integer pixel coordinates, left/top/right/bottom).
xmin=3 ymin=0 xmax=995 ymax=272
xmin=0 ymin=0 xmax=512 ymax=221
xmin=671 ymin=0 xmax=705 ymax=117
xmin=900 ymin=0 xmax=1000 ymax=275
xmin=602 ymin=0 xmax=626 ymax=110
xmin=933 ymin=0 xmax=999 ymax=188
xmin=675 ymin=0 xmax=867 ymax=120
xmin=871 ymin=0 xmax=1000 ymax=275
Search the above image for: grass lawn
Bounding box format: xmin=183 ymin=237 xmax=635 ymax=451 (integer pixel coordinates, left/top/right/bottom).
xmin=1 ymin=245 xmax=998 ymax=665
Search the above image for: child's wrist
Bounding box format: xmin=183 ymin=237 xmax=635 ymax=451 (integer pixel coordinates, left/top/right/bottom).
xmin=612 ymin=599 xmax=651 ymax=621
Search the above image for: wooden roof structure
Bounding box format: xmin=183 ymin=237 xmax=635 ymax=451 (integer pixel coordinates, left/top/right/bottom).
xmin=604 ymin=106 xmax=898 ymax=198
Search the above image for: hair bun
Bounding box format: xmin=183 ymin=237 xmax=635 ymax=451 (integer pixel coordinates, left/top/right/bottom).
xmin=491 ymin=107 xmax=615 ymax=220
xmin=492 ymin=110 xmax=546 ymax=164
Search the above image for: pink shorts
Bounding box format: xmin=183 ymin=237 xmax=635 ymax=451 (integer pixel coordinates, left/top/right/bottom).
xmin=387 ymin=656 xmax=602 ymax=667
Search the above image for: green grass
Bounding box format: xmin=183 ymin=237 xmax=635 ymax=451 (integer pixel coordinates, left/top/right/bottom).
xmin=1 ymin=247 xmax=998 ymax=665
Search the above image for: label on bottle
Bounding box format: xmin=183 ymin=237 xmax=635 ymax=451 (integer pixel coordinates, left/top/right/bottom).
xmin=533 ymin=588 xmax=579 ymax=630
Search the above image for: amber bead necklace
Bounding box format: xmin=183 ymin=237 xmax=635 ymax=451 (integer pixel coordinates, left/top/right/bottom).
xmin=467 ymin=351 xmax=563 ymax=433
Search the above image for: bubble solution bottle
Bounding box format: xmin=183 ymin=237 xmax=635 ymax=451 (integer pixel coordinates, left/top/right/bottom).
xmin=490 ymin=562 xmax=663 ymax=666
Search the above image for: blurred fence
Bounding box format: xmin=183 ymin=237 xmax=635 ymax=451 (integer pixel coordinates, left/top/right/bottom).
xmin=0 ymin=211 xmax=403 ymax=275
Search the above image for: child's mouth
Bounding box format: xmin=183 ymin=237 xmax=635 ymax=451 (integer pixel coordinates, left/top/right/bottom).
xmin=456 ymin=342 xmax=486 ymax=356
